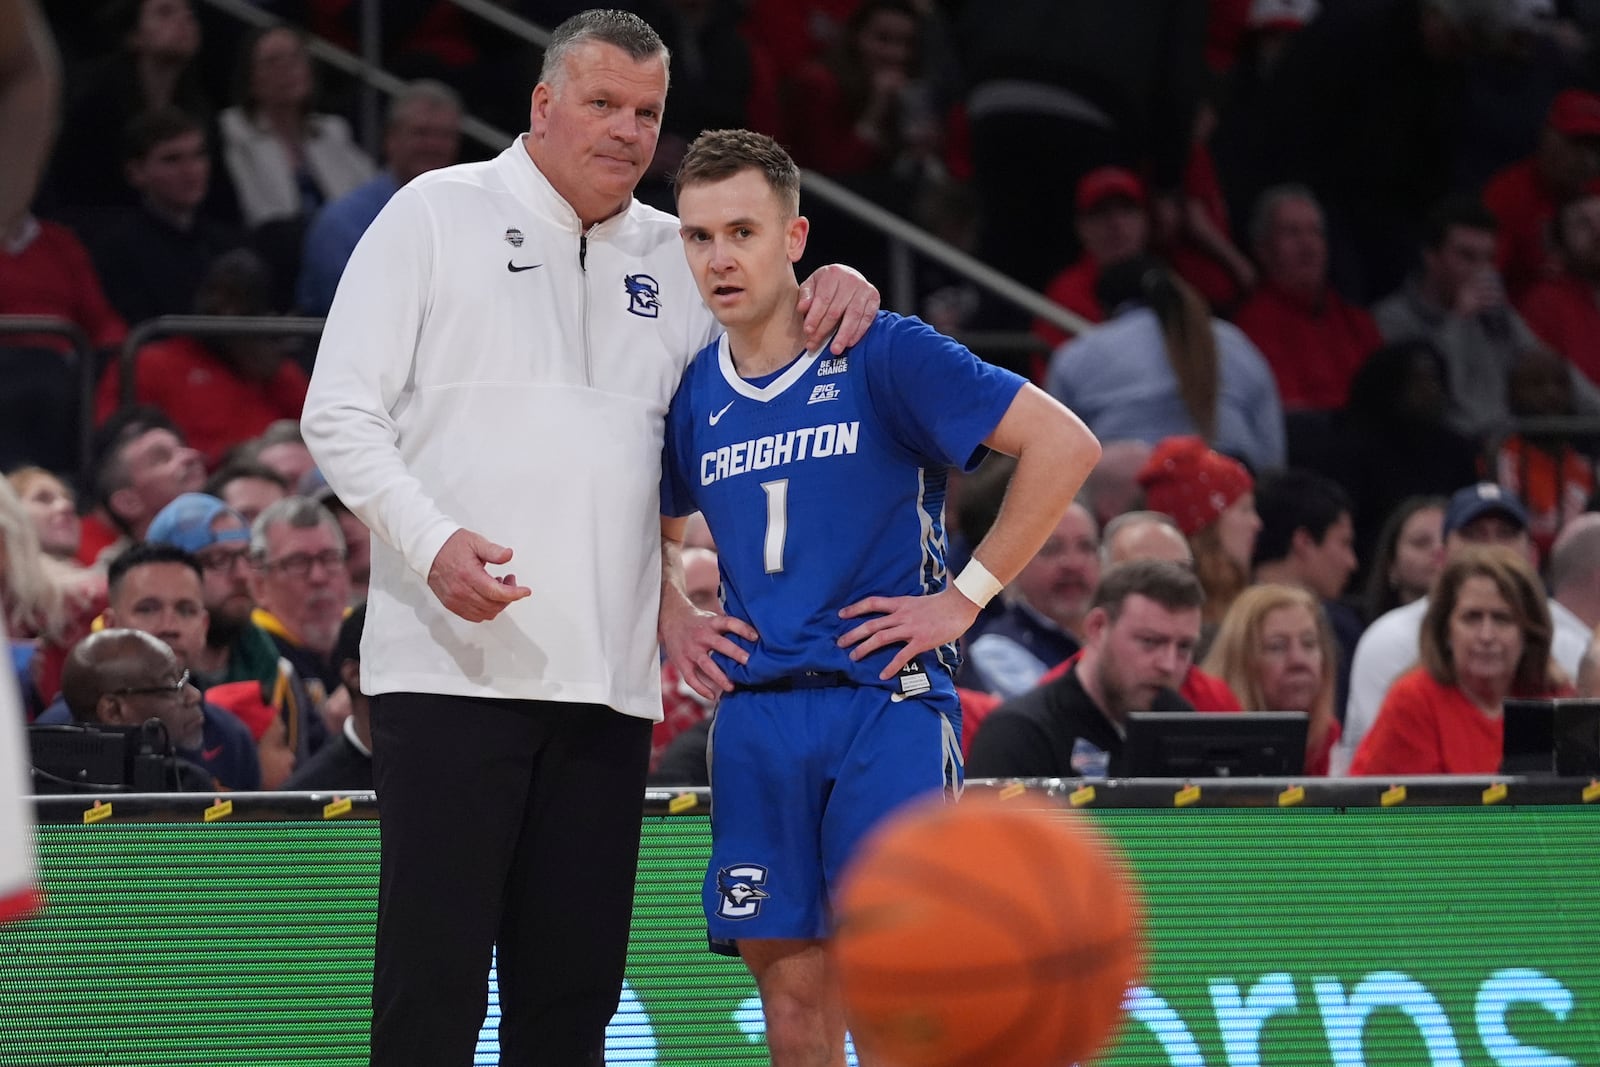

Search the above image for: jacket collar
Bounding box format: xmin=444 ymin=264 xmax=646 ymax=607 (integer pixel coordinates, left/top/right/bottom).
xmin=495 ymin=134 xmax=636 ymax=237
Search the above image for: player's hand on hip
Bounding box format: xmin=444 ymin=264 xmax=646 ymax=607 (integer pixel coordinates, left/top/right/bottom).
xmin=660 ymin=597 xmax=757 ymax=701
xmin=838 ymin=588 xmax=980 ymax=681
xmin=798 ymin=263 xmax=880 ymax=353
xmin=427 ymin=528 xmax=531 ymax=623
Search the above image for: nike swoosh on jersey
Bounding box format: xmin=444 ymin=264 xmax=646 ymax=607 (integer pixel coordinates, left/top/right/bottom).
xmin=506 ymin=261 xmax=542 ymax=273
xmin=709 ymin=401 xmax=735 ymax=426
xmin=202 ymin=746 xmax=223 ymax=760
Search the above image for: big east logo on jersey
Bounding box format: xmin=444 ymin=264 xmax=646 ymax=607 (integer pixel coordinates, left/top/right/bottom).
xmin=715 ymin=864 xmax=771 ymax=919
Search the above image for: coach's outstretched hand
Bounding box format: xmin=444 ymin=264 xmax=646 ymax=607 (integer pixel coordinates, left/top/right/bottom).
xmin=838 ymin=587 xmax=981 ymax=681
xmin=427 ymin=528 xmax=531 ymax=623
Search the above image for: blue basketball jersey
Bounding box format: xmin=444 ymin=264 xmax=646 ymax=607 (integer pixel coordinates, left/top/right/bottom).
xmin=661 ymin=311 xmax=1025 ymax=694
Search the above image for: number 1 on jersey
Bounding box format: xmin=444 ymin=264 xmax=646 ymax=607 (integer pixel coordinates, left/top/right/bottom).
xmin=761 ymin=479 xmax=789 ymax=574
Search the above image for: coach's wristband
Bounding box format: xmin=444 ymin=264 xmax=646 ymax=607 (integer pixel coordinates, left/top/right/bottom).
xmin=952 ymin=559 xmax=1004 ymax=608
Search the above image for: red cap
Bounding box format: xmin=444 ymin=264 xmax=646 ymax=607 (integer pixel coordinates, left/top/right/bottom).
xmin=1136 ymin=436 xmax=1254 ymax=536
xmin=1548 ymin=90 xmax=1600 ymax=139
xmin=1075 ymin=166 xmax=1146 ymax=215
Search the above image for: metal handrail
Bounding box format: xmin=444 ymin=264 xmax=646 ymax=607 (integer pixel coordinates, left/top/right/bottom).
xmin=117 ymin=316 xmax=326 ymax=411
xmin=0 ymin=315 xmax=96 ymax=482
xmin=195 ymin=0 xmax=513 ymax=152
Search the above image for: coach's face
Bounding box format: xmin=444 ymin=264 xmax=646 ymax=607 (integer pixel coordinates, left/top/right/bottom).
xmin=528 ymin=41 xmax=667 ymax=227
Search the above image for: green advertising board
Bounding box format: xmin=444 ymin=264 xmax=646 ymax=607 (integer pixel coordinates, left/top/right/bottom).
xmin=1 ymin=796 xmax=1597 ymax=1065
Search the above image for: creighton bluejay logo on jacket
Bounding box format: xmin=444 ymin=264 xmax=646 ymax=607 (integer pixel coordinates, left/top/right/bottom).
xmin=624 ymin=273 xmax=661 ymax=318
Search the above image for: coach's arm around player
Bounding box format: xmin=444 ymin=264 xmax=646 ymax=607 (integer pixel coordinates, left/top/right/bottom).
xmin=837 ymin=387 xmax=1102 ymax=679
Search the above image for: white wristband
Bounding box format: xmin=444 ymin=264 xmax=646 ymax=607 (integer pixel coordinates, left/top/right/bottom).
xmin=951 ymin=558 xmax=1004 ymax=608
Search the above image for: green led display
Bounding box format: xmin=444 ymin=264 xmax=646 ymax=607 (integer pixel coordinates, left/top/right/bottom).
xmin=0 ymin=806 xmax=1597 ymax=1065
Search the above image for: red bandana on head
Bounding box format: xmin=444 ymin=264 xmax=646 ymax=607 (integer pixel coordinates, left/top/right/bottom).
xmin=1135 ymin=436 xmax=1253 ymax=536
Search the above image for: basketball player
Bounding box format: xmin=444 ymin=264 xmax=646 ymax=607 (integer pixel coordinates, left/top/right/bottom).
xmin=659 ymin=129 xmax=1102 ymax=1066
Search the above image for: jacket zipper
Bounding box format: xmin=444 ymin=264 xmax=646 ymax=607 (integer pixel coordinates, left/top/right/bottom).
xmin=580 ymin=227 xmax=594 ymax=387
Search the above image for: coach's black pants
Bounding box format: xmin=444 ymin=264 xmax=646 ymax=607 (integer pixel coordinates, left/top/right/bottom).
xmin=368 ymin=692 xmax=653 ymax=1067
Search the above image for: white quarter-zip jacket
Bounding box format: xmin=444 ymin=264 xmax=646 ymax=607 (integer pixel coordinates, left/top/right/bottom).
xmin=302 ymin=137 xmax=717 ymax=720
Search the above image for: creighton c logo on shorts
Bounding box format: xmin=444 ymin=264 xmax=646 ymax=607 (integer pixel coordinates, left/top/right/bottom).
xmin=715 ymin=864 xmax=770 ymax=920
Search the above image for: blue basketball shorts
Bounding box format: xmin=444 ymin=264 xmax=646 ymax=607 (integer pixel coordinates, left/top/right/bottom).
xmin=703 ymin=684 xmax=963 ymax=950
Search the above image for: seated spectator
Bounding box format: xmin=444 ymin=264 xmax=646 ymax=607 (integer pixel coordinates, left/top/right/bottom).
xmin=1024 ymin=510 xmax=1243 ymax=715
xmin=87 ymin=107 xmax=247 ymax=326
xmin=1 ymin=477 xmax=81 ymax=719
xmin=1233 ymin=184 xmax=1382 ymax=411
xmin=5 ymin=466 xmax=103 ymax=611
xmin=1515 ymin=190 xmax=1600 ymax=391
xmin=653 ymin=546 xmax=719 ymax=773
xmin=78 ymin=406 xmax=205 ymax=566
xmin=1202 ymin=583 xmax=1341 ymax=775
xmin=95 ymin=249 xmax=309 ymax=467
xmin=1251 ymin=467 xmax=1364 ymax=714
xmin=1372 ymin=197 xmax=1546 ymax=442
xmin=246 ymin=496 xmax=350 ymax=758
xmin=1032 ymin=167 xmax=1152 ymax=355
xmin=1324 ymin=339 xmax=1482 ymax=565
xmin=34 ymin=542 xmax=259 ymax=789
xmin=282 ymin=602 xmax=371 ymax=791
xmin=56 ymin=627 xmax=212 ymax=790
xmin=296 ymin=79 xmax=461 ymax=316
xmin=0 ymin=210 xmax=126 ymax=473
xmin=1482 ymin=89 xmax=1600 ymax=300
xmin=203 ymin=458 xmax=287 ymax=525
xmin=219 ymin=26 xmax=375 ymax=231
xmin=233 ymin=420 xmax=315 ymax=490
xmin=1137 ymin=436 xmax=1261 ymax=630
xmin=1338 ymin=482 xmax=1593 ymax=773
xmin=965 ymin=560 xmax=1204 ymax=779
xmin=301 ymin=472 xmax=371 ymax=605
xmin=961 ymin=502 xmax=1099 ymax=699
xmin=1350 ymin=546 xmax=1571 ymax=775
xmin=1047 ymin=257 xmax=1285 ymax=472
xmin=1495 ymin=346 xmax=1596 ymax=557
xmin=44 ymin=0 xmax=223 ymax=218
xmin=1359 ymin=495 xmax=1447 ymax=625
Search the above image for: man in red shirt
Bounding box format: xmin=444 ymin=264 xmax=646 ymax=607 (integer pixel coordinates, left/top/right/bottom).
xmin=1233 ymin=185 xmax=1381 ymax=410
xmin=1516 ymin=190 xmax=1600 ymax=389
xmin=1482 ymin=89 xmax=1600 ymax=299
xmin=1031 ymin=166 xmax=1151 ymax=361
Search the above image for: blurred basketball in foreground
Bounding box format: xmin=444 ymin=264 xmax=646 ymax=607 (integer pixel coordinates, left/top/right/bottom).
xmin=831 ymin=792 xmax=1143 ymax=1067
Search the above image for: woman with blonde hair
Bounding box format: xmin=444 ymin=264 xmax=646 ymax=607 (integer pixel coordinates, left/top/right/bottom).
xmin=1351 ymin=545 xmax=1570 ymax=775
xmin=1203 ymin=583 xmax=1341 ymax=775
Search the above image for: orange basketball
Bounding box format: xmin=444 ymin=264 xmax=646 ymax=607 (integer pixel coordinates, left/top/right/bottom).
xmin=831 ymin=792 xmax=1143 ymax=1067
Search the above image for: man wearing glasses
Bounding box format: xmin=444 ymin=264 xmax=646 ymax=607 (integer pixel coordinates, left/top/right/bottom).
xmin=246 ymin=496 xmax=351 ymax=761
xmin=34 ymin=544 xmax=262 ymax=790
xmin=55 ymin=629 xmax=211 ymax=791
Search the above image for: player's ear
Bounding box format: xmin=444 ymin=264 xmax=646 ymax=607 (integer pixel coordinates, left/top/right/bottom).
xmin=788 ymin=215 xmax=809 ymax=263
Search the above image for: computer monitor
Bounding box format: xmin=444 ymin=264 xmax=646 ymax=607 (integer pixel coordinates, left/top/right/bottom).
xmin=27 ymin=722 xmax=184 ymax=794
xmin=1502 ymin=699 xmax=1600 ymax=776
xmin=1123 ymin=711 xmax=1309 ymax=778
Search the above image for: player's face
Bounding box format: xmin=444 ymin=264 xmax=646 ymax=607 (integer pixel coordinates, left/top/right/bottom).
xmin=678 ymin=168 xmax=809 ymax=332
xmin=1094 ymin=595 xmax=1200 ymax=716
xmin=529 ymin=41 xmax=666 ymax=227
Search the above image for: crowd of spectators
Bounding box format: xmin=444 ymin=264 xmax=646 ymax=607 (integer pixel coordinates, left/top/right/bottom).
xmin=11 ymin=0 xmax=1600 ymax=788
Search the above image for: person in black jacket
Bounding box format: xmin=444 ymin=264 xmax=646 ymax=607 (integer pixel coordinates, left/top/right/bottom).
xmin=966 ymin=559 xmax=1202 ymax=778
